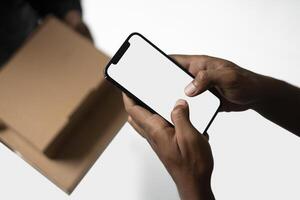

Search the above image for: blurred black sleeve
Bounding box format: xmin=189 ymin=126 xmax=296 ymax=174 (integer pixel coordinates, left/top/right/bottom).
xmin=27 ymin=0 xmax=82 ymax=19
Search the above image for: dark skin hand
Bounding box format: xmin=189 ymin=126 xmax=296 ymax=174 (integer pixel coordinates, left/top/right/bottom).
xmin=63 ymin=10 xmax=93 ymax=42
xmin=123 ymin=94 xmax=215 ymax=200
xmin=123 ymin=54 xmax=300 ymax=200
xmin=172 ymin=55 xmax=300 ymax=136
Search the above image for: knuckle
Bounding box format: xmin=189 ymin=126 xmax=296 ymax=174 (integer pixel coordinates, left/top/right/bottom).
xmin=211 ymin=57 xmax=231 ymax=69
xmin=193 ymin=71 xmax=210 ymax=89
xmin=147 ymin=114 xmax=162 ymax=125
xmin=148 ymin=125 xmax=169 ymax=143
xmin=215 ymin=59 xmax=227 ymax=68
xmin=227 ymin=70 xmax=240 ymax=85
xmin=146 ymin=114 xmax=169 ymax=141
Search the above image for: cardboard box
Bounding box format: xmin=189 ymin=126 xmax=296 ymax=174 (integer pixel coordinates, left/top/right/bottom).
xmin=0 ymin=17 xmax=127 ymax=193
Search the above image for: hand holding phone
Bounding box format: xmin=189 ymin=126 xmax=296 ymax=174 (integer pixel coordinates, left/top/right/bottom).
xmin=105 ymin=33 xmax=220 ymax=133
xmin=123 ymin=93 xmax=215 ymax=200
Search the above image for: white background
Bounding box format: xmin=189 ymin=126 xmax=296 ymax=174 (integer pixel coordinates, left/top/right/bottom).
xmin=1 ymin=0 xmax=300 ymax=199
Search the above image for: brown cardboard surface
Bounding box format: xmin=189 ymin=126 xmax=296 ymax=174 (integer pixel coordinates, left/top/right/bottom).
xmin=0 ymin=16 xmax=111 ymax=156
xmin=0 ymin=17 xmax=127 ymax=193
xmin=0 ymin=82 xmax=126 ymax=193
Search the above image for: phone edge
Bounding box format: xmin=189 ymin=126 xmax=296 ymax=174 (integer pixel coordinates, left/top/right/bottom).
xmin=104 ymin=32 xmax=221 ymax=133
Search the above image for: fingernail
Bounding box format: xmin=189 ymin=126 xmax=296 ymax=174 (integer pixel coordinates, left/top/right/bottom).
xmin=175 ymin=99 xmax=187 ymax=108
xmin=184 ymin=82 xmax=196 ymax=96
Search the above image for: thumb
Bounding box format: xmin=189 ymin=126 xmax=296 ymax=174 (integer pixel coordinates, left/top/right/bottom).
xmin=171 ymin=99 xmax=192 ymax=132
xmin=184 ymin=69 xmax=220 ymax=97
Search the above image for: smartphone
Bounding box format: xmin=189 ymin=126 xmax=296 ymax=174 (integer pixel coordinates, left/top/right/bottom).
xmin=104 ymin=33 xmax=220 ymax=133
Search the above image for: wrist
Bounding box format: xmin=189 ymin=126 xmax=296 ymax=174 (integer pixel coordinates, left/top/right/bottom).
xmin=250 ymin=74 xmax=283 ymax=110
xmin=175 ymin=176 xmax=214 ymax=200
xmin=250 ymin=73 xmax=300 ymax=112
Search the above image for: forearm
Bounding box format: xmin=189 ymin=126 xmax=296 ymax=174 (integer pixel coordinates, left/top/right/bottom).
xmin=252 ymin=75 xmax=300 ymax=136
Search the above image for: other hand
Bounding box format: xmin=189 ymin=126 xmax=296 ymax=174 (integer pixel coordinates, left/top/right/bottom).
xmin=172 ymin=55 xmax=268 ymax=112
xmin=63 ymin=10 xmax=93 ymax=42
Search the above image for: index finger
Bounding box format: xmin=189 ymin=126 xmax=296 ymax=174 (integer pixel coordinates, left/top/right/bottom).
xmin=170 ymin=54 xmax=210 ymax=77
xmin=122 ymin=92 xmax=136 ymax=110
xmin=122 ymin=93 xmax=151 ymax=130
xmin=122 ymin=93 xmax=171 ymax=140
xmin=170 ymin=54 xmax=192 ymax=69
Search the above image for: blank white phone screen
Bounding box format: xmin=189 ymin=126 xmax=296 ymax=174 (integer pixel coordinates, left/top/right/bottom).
xmin=107 ymin=34 xmax=220 ymax=133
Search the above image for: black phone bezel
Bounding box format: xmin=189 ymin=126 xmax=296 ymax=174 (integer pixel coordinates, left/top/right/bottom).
xmin=104 ymin=32 xmax=221 ymax=133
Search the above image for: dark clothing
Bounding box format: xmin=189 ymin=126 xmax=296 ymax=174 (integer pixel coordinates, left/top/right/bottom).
xmin=0 ymin=0 xmax=82 ymax=67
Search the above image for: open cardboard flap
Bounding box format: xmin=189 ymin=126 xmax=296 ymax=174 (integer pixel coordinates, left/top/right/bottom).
xmin=0 ymin=17 xmax=127 ymax=194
